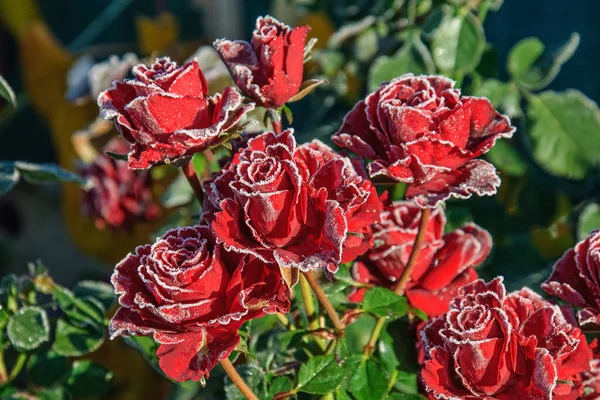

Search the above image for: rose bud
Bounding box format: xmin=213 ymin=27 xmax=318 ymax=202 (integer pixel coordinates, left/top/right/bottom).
xmin=206 ymin=130 xmax=349 ymax=273
xmin=214 ymin=16 xmax=315 ymax=109
xmin=81 ymin=138 xmax=161 ymax=230
xmin=332 ymin=74 xmax=515 ymax=207
xmin=542 ymin=230 xmax=600 ymax=327
xmin=420 ymin=278 xmax=591 ymax=399
xmin=294 ymin=140 xmax=383 ymax=263
xmin=109 ymin=225 xmax=290 ymax=382
xmin=349 ymin=201 xmax=490 ymax=318
xmin=98 ymin=57 xmax=254 ymax=169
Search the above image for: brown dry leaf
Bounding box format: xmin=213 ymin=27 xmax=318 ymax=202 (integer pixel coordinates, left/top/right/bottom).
xmin=530 ymin=194 xmax=575 ymax=259
xmin=0 ymin=0 xmax=42 ymax=38
xmin=136 ymin=12 xmax=180 ymax=56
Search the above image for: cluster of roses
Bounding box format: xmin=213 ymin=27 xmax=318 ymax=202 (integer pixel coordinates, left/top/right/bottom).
xmin=92 ymin=13 xmax=600 ymax=400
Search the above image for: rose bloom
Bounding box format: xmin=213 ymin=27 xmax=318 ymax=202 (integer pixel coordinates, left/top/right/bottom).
xmin=215 ymin=16 xmax=309 ymax=109
xmin=98 ymin=57 xmax=253 ymax=169
xmin=420 ymin=278 xmax=592 ymax=400
xmin=205 ymin=130 xmax=381 ymax=272
xmin=349 ymin=201 xmax=491 ymax=317
xmin=109 ymin=225 xmax=290 ymax=382
xmin=332 ymin=74 xmax=515 ymax=207
xmin=582 ymin=339 xmax=600 ymax=399
xmin=81 ymin=138 xmax=160 ymax=230
xmin=542 ymin=230 xmax=600 ymax=326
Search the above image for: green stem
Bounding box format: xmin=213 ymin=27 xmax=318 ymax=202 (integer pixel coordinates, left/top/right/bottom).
xmin=299 ymin=274 xmax=326 ymax=351
xmin=220 ymin=359 xmax=259 ymax=400
xmin=302 ymin=271 xmax=345 ymax=336
xmin=0 ymin=346 xmax=8 ymax=383
xmin=478 ymin=0 xmax=490 ymax=23
xmin=9 ymin=353 xmax=27 ymax=381
xmin=275 ymin=313 xmax=296 ymax=331
xmin=363 ymin=208 xmax=431 ymax=357
xmin=386 ymin=369 xmax=399 ymax=394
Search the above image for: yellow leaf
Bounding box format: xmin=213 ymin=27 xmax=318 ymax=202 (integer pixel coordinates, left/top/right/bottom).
xmin=297 ymin=13 xmax=335 ymax=50
xmin=136 ymin=12 xmax=180 ymax=56
xmin=0 ymin=0 xmax=42 ymax=38
xmin=530 ymin=194 xmax=575 ymax=259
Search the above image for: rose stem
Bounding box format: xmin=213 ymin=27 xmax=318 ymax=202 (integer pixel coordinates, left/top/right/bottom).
xmin=0 ymin=348 xmax=7 ymax=383
xmin=299 ymin=274 xmax=326 ymax=351
xmin=302 ymin=271 xmax=345 ymax=337
xmin=8 ymin=354 xmax=27 ymax=381
xmin=182 ymin=161 xmax=204 ymax=204
xmin=220 ymin=359 xmax=259 ymax=400
xmin=363 ymin=208 xmax=431 ymax=358
xmin=275 ymin=313 xmax=296 ymax=331
xmin=266 ymin=109 xmax=283 ymax=134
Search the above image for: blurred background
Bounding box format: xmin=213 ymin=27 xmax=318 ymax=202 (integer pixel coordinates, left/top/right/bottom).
xmin=0 ymin=0 xmax=599 ymax=398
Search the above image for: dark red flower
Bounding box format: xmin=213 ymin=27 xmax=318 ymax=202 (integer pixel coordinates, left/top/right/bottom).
xmin=98 ymin=57 xmax=253 ymax=169
xmin=109 ymin=225 xmax=290 ymax=382
xmin=581 ymin=339 xmax=600 ymax=399
xmin=332 ymin=74 xmax=515 ymax=207
xmin=349 ymin=201 xmax=490 ymax=317
xmin=214 ymin=16 xmax=309 ymax=108
xmin=81 ymin=138 xmax=161 ymax=230
xmin=420 ymin=278 xmax=592 ymax=399
xmin=294 ymin=140 xmax=382 ymax=262
xmin=206 ymin=130 xmax=374 ymax=272
xmin=542 ymin=230 xmax=600 ymax=327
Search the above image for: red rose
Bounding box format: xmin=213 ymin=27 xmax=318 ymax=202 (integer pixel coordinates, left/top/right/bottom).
xmin=542 ymin=230 xmax=600 ymax=326
xmin=207 ymin=130 xmax=352 ymax=272
xmin=98 ymin=57 xmax=253 ymax=169
xmin=81 ymin=138 xmax=161 ymax=230
xmin=332 ymin=75 xmax=515 ymax=207
xmin=214 ymin=16 xmax=309 ymax=109
xmin=294 ymin=140 xmax=383 ymax=262
xmin=109 ymin=225 xmax=290 ymax=382
xmin=420 ymin=278 xmax=591 ymax=399
xmin=349 ymin=201 xmax=490 ymax=317
xmin=582 ymin=339 xmax=600 ymax=399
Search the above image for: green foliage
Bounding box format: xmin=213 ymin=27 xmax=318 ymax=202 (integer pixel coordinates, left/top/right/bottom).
xmin=349 ymin=358 xmax=389 ymax=400
xmin=0 ymin=73 xmax=16 ymax=106
xmin=485 ymin=139 xmax=528 ymax=177
xmin=7 ymin=306 xmax=50 ymax=351
xmin=362 ymin=288 xmax=408 ymax=318
xmin=527 ymin=90 xmax=600 ymax=179
xmin=224 ymin=365 xmax=266 ymax=400
xmin=508 ymin=33 xmax=579 ymax=90
xmin=295 ymin=355 xmax=346 ymax=394
xmin=66 ymin=360 xmax=114 ymax=398
xmin=0 ymin=161 xmax=86 ymax=194
xmin=473 ymin=79 xmax=522 ymax=118
xmin=429 ymin=6 xmax=485 ymax=75
xmin=578 ymin=204 xmax=600 ymax=241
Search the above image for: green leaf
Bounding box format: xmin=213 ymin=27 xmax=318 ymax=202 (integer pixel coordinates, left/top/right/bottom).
xmin=279 ymin=329 xmax=309 ymax=350
xmin=105 ymin=151 xmax=128 ymax=161
xmin=349 ymin=359 xmax=388 ymax=400
xmin=14 ymin=162 xmax=85 ymax=186
xmin=0 ymin=162 xmax=19 ymax=194
xmin=27 ymin=351 xmax=68 ymax=387
xmin=160 ymin=173 xmax=194 ymax=208
xmin=268 ymin=376 xmax=293 ymax=399
xmin=486 ymin=139 xmax=527 ymax=177
xmin=473 ymin=79 xmax=522 ymax=118
xmin=224 ymin=365 xmax=266 ymax=400
xmin=36 ymin=387 xmax=70 ymax=400
xmin=508 ymin=33 xmax=579 ymax=90
xmin=378 ymin=333 xmax=401 ymax=374
xmin=7 ymin=306 xmax=50 ymax=351
xmin=233 ymin=336 xmax=255 ymax=359
xmin=66 ymin=360 xmax=114 ymax=398
xmin=72 ymin=280 xmax=116 ymax=311
xmin=578 ymin=203 xmax=600 ymax=241
xmin=355 ymin=28 xmax=379 ymax=62
xmin=53 ymin=286 xmax=105 ymax=331
xmin=287 ymin=79 xmax=327 ymax=103
xmin=368 ymin=35 xmax=434 ymax=91
xmin=394 ymin=370 xmax=420 ymax=395
xmin=52 ymin=318 xmax=105 ymax=357
xmin=295 ymin=355 xmax=345 ymax=394
xmin=386 ymin=393 xmax=425 ymax=400
xmin=430 ymin=7 xmax=485 ymax=74
xmin=362 ymin=288 xmax=408 ymax=318
xmin=527 ymin=90 xmax=600 ymax=179
xmin=0 ymin=73 xmax=16 ymax=106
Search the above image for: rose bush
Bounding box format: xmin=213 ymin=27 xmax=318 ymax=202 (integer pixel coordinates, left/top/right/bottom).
xmin=349 ymin=201 xmax=491 ymax=317
xmin=98 ymin=57 xmax=253 ymax=169
xmin=205 ymin=129 xmax=381 ymax=272
xmin=215 ymin=16 xmax=309 ymax=109
xmin=109 ymin=225 xmax=290 ymax=381
xmin=542 ymin=230 xmax=600 ymax=326
xmin=332 ymin=74 xmax=515 ymax=207
xmin=421 ymin=278 xmax=591 ymax=399
xmin=80 ymin=138 xmax=161 ymax=229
